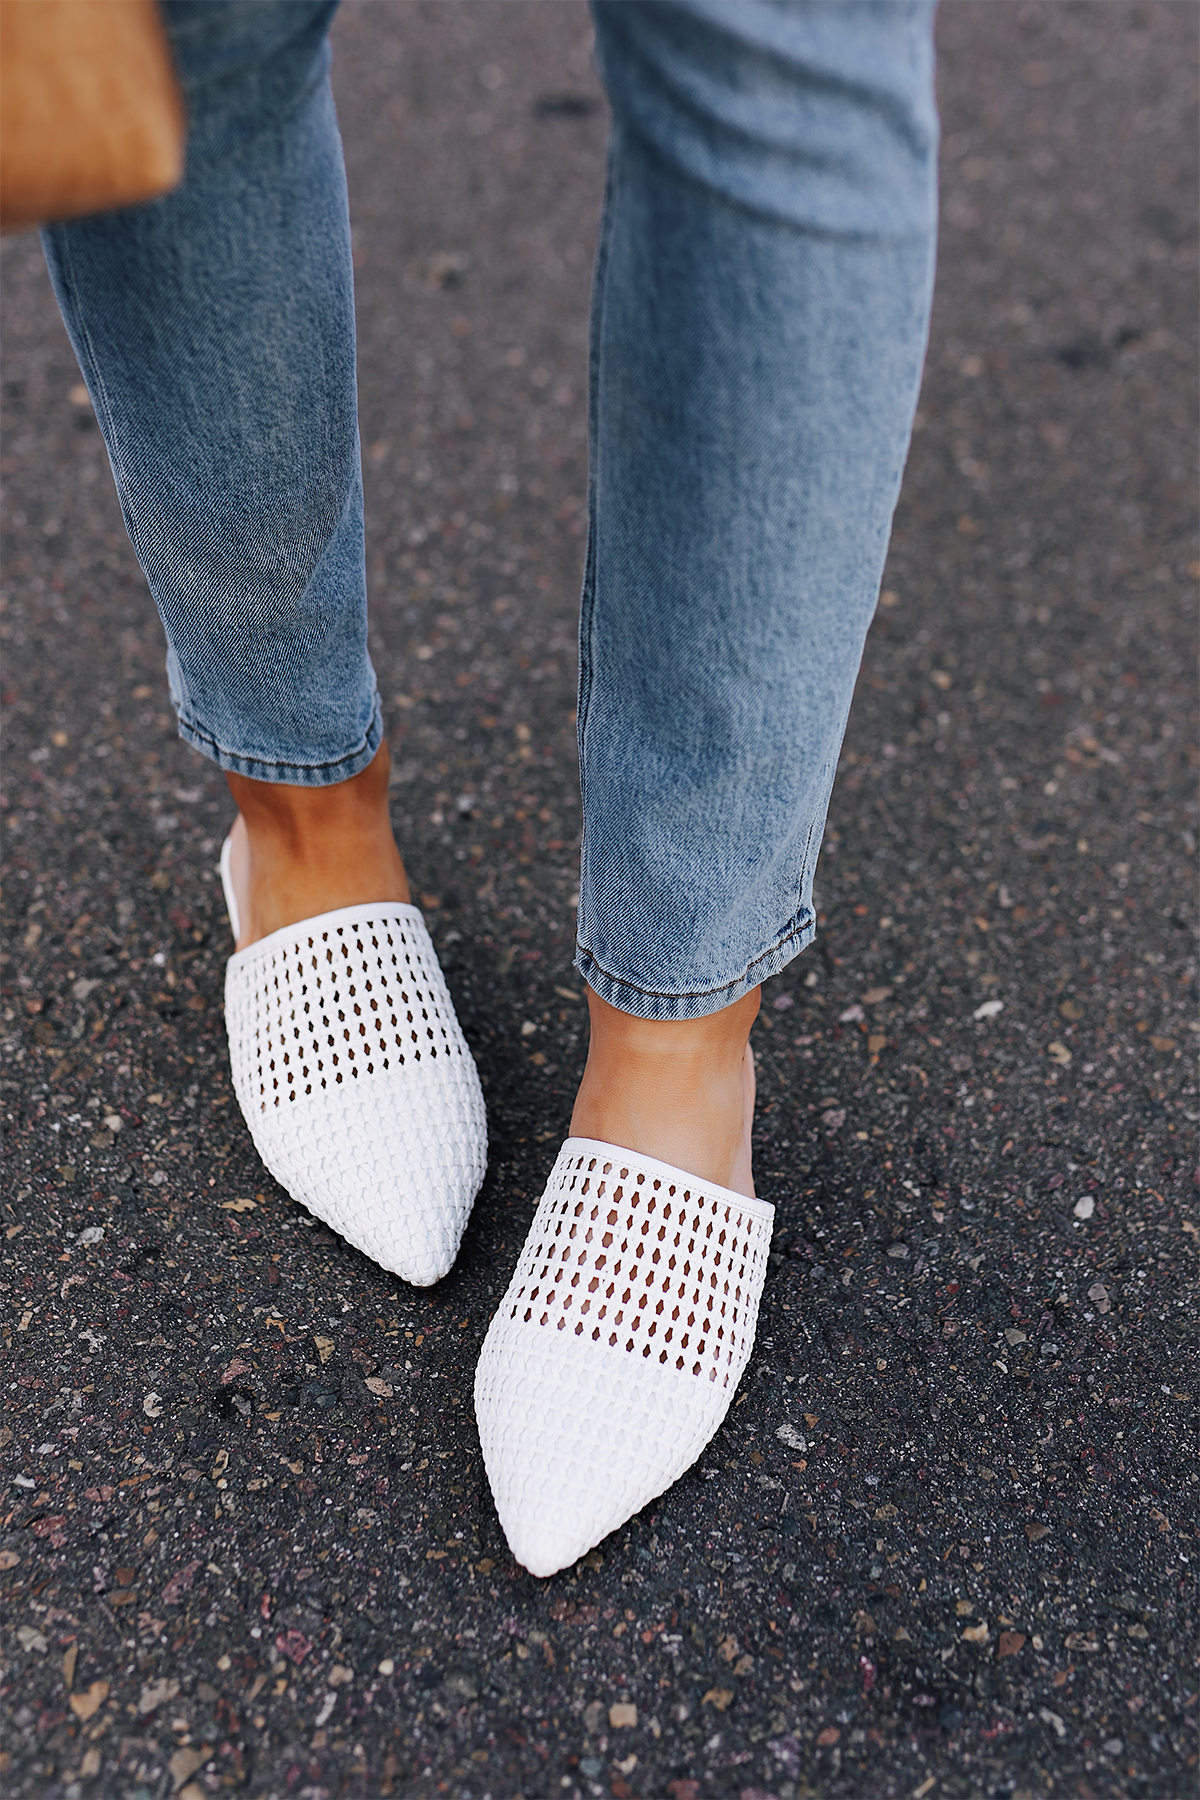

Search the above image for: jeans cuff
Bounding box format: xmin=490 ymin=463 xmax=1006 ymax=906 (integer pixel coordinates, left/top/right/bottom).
xmin=574 ymin=908 xmax=816 ymax=1021
xmin=174 ymin=691 xmax=384 ymax=787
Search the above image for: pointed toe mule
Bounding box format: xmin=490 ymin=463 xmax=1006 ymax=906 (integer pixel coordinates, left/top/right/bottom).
xmin=220 ymin=836 xmax=487 ymax=1287
xmin=475 ymin=1137 xmax=774 ymax=1577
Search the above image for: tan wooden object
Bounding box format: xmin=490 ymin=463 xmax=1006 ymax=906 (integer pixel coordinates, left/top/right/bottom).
xmin=0 ymin=0 xmax=185 ymax=230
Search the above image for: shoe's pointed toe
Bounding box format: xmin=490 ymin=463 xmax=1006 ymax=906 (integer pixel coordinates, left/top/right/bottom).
xmin=224 ymin=902 xmax=486 ymax=1284
xmin=477 ymin=1325 xmax=694 ymax=1577
xmin=475 ymin=1138 xmax=774 ymax=1577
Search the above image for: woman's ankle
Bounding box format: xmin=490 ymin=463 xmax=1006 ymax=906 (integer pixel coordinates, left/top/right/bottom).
xmin=224 ymin=742 xmax=410 ymax=947
xmin=568 ymin=986 xmax=759 ymax=1196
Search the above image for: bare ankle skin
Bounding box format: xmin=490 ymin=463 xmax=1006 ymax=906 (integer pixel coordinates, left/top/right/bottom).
xmin=568 ymin=986 xmax=760 ymax=1197
xmin=224 ymin=741 xmax=410 ymax=950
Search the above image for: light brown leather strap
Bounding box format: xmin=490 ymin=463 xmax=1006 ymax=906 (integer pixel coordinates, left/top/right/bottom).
xmin=0 ymin=0 xmax=185 ymax=230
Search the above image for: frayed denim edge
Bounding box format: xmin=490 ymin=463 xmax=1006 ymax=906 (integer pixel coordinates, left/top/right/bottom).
xmin=175 ymin=690 xmax=383 ymax=787
xmin=574 ymin=907 xmax=816 ymax=1022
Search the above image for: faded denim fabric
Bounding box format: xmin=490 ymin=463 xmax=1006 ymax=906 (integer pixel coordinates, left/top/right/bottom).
xmin=41 ymin=1 xmax=380 ymax=786
xmin=39 ymin=0 xmax=938 ymax=1018
xmin=576 ymin=0 xmax=938 ymax=1017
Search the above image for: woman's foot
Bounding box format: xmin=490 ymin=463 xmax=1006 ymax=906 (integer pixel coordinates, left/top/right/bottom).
xmin=568 ymin=985 xmax=759 ymax=1196
xmin=223 ymin=741 xmax=409 ymax=949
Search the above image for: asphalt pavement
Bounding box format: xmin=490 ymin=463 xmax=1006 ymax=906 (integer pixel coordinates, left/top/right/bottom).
xmin=1 ymin=4 xmax=1196 ymax=1798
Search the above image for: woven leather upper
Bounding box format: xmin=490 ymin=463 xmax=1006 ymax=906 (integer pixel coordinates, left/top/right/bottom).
xmin=225 ymin=903 xmax=486 ymax=1285
xmin=476 ymin=1138 xmax=773 ymax=1576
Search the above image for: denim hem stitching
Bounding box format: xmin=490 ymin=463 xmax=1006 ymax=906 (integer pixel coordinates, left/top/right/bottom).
xmin=175 ymin=693 xmax=383 ymax=785
xmin=574 ymin=908 xmax=815 ymax=1009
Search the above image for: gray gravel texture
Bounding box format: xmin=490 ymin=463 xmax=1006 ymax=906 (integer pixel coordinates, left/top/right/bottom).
xmin=2 ymin=4 xmax=1197 ymax=1799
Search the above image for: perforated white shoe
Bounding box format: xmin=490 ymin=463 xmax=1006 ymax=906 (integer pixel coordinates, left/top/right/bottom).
xmin=220 ymin=837 xmax=486 ymax=1286
xmin=474 ymin=1137 xmax=774 ymax=1577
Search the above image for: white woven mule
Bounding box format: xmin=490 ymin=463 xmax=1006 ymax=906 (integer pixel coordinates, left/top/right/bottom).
xmin=475 ymin=1137 xmax=774 ymax=1577
xmin=221 ymin=838 xmax=486 ymax=1286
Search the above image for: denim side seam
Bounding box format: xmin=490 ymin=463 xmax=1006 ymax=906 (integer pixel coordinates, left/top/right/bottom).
xmin=575 ymin=136 xmax=619 ymax=956
xmin=46 ymin=228 xmax=155 ymax=592
xmin=176 ymin=689 xmax=383 ymax=787
xmin=574 ymin=905 xmax=816 ymax=1023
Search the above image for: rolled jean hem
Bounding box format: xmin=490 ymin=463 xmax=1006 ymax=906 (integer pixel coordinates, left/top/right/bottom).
xmin=573 ymin=907 xmax=816 ymax=1022
xmin=175 ymin=692 xmax=384 ymax=787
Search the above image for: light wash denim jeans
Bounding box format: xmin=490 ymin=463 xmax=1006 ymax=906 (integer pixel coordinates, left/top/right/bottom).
xmin=41 ymin=0 xmax=938 ymax=1022
xmin=42 ymin=1 xmax=376 ymax=787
